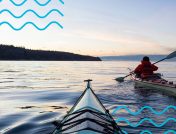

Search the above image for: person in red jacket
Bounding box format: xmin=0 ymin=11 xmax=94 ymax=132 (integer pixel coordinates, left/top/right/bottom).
xmin=134 ymin=56 xmax=158 ymax=79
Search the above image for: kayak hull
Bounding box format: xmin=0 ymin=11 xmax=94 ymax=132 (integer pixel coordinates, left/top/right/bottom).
xmin=52 ymin=80 xmax=123 ymax=134
xmin=52 ymin=109 xmax=118 ymax=134
xmin=131 ymin=76 xmax=176 ymax=97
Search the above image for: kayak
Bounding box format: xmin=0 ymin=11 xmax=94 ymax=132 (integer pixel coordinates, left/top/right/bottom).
xmin=52 ymin=79 xmax=123 ymax=134
xmin=131 ymin=75 xmax=176 ymax=97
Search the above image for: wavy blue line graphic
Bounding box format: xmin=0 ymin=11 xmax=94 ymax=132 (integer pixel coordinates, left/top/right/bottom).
xmin=121 ymin=130 xmax=128 ymax=134
xmin=115 ymin=117 xmax=176 ymax=127
xmin=140 ymin=130 xmax=152 ymax=134
xmin=164 ymin=130 xmax=176 ymax=134
xmin=0 ymin=9 xmax=64 ymax=18
xmin=0 ymin=21 xmax=63 ymax=30
xmin=122 ymin=130 xmax=176 ymax=134
xmin=112 ymin=105 xmax=176 ymax=115
xmin=3 ymin=0 xmax=64 ymax=6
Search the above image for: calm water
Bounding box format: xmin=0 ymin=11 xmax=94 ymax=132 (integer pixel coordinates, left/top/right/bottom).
xmin=0 ymin=61 xmax=176 ymax=134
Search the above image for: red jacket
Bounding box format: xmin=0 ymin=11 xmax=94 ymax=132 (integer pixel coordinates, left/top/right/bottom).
xmin=134 ymin=61 xmax=158 ymax=78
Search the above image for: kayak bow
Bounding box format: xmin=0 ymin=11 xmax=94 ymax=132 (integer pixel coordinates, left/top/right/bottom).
xmin=52 ymin=79 xmax=123 ymax=134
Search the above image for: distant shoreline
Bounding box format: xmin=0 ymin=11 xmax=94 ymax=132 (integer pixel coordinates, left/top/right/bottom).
xmin=101 ymin=55 xmax=176 ymax=61
xmin=0 ymin=45 xmax=101 ymax=61
xmin=0 ymin=60 xmax=101 ymax=61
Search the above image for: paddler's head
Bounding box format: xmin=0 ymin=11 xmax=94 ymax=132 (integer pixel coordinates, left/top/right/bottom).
xmin=142 ymin=56 xmax=150 ymax=61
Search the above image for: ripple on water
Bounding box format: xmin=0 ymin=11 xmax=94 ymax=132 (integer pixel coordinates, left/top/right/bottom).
xmin=0 ymin=113 xmax=29 ymax=133
xmin=0 ymin=61 xmax=175 ymax=134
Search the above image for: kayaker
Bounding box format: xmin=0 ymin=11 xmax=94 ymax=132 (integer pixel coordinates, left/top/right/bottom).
xmin=134 ymin=56 xmax=158 ymax=79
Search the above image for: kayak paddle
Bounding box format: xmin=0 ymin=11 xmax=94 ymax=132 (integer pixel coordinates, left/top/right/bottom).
xmin=115 ymin=51 xmax=176 ymax=82
xmin=153 ymin=51 xmax=176 ymax=64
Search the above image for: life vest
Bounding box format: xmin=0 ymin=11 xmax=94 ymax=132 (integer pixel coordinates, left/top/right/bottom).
xmin=134 ymin=61 xmax=158 ymax=79
xmin=141 ymin=62 xmax=153 ymax=76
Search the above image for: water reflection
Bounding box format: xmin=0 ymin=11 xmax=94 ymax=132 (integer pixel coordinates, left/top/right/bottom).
xmin=0 ymin=61 xmax=175 ymax=134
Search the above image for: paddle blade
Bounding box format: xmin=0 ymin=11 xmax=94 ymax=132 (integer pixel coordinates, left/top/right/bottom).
xmin=166 ymin=51 xmax=176 ymax=59
xmin=115 ymin=77 xmax=125 ymax=82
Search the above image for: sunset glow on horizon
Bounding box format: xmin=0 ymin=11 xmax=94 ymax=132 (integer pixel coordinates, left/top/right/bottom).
xmin=0 ymin=0 xmax=175 ymax=56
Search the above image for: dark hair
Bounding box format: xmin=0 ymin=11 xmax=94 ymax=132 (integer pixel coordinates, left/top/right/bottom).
xmin=143 ymin=56 xmax=150 ymax=61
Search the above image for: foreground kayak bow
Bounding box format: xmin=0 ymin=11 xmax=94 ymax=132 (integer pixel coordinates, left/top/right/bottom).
xmin=52 ymin=79 xmax=123 ymax=134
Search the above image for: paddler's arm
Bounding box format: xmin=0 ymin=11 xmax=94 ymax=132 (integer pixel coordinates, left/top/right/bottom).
xmin=134 ymin=64 xmax=142 ymax=74
xmin=151 ymin=64 xmax=158 ymax=71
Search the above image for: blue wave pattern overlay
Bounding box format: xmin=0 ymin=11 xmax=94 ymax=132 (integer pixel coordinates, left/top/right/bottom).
xmin=0 ymin=21 xmax=63 ymax=30
xmin=112 ymin=105 xmax=176 ymax=134
xmin=112 ymin=105 xmax=176 ymax=115
xmin=3 ymin=0 xmax=64 ymax=6
xmin=0 ymin=9 xmax=64 ymax=18
xmin=122 ymin=130 xmax=176 ymax=134
xmin=0 ymin=0 xmax=64 ymax=30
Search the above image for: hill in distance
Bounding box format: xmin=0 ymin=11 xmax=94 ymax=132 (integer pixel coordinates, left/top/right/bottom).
xmin=0 ymin=45 xmax=101 ymax=61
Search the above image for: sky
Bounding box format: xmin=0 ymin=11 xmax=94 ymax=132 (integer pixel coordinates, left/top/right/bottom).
xmin=0 ymin=0 xmax=176 ymax=56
